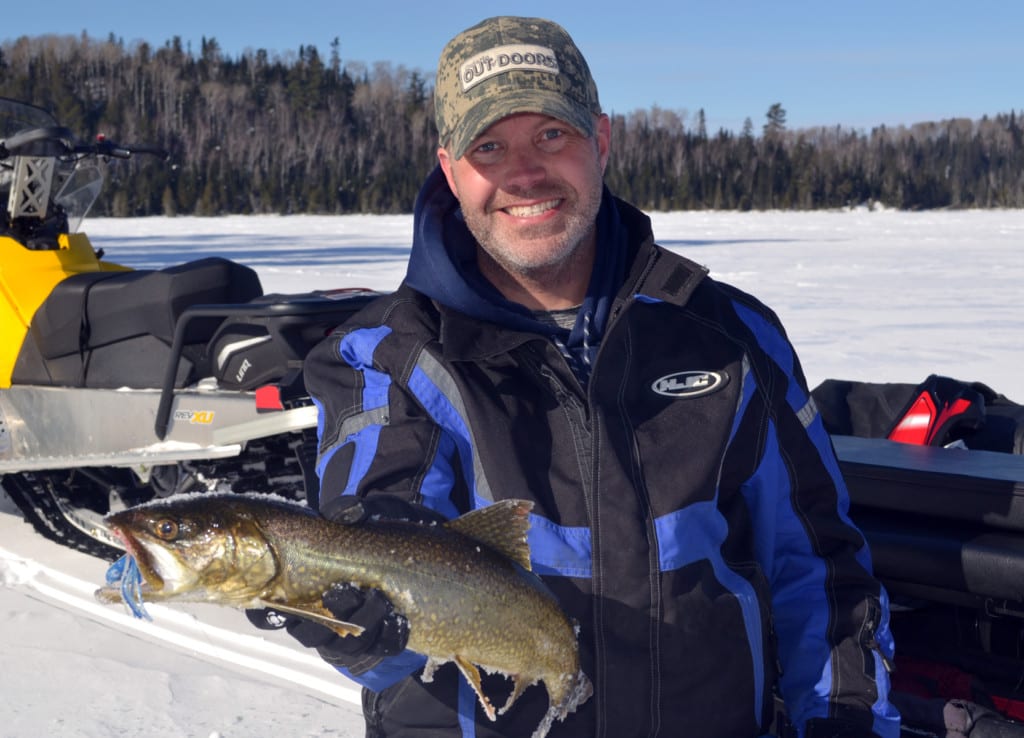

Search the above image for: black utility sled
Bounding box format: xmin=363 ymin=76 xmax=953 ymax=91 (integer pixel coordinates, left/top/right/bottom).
xmin=814 ymin=375 xmax=1024 ymax=736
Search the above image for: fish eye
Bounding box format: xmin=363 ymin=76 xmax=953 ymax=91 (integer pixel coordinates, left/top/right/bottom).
xmin=155 ymin=518 xmax=179 ymax=540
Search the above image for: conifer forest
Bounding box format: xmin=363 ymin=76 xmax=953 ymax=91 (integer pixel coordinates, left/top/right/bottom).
xmin=2 ymin=34 xmax=1022 ymax=216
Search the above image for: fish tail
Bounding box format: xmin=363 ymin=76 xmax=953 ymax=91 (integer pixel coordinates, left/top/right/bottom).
xmin=533 ymin=668 xmax=593 ymax=738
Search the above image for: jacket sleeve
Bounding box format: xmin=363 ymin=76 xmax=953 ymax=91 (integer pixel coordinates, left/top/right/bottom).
xmin=736 ymin=303 xmax=900 ymax=738
xmin=303 ymin=322 xmax=465 ymax=523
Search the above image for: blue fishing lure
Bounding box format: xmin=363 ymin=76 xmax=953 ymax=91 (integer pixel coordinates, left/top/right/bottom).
xmin=105 ymin=554 xmax=152 ymax=621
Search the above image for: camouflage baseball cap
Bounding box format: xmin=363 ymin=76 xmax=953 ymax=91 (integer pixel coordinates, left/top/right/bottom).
xmin=434 ymin=16 xmax=601 ymax=159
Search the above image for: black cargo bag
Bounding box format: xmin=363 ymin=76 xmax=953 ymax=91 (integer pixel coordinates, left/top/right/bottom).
xmin=812 ymin=374 xmax=1024 ymax=454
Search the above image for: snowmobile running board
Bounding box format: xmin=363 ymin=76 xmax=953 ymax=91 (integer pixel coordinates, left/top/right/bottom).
xmin=0 ymin=383 xmax=316 ymax=473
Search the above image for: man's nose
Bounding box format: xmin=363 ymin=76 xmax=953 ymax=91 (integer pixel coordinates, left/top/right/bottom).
xmin=503 ymin=145 xmax=547 ymax=190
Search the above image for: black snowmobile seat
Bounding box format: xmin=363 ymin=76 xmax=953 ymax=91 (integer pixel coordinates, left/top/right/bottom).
xmin=12 ymin=257 xmax=263 ymax=388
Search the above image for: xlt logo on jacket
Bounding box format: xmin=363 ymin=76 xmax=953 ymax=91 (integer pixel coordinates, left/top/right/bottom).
xmin=651 ymin=370 xmax=729 ymax=398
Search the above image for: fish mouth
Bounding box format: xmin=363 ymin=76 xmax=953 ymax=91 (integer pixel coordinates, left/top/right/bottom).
xmin=111 ymin=526 xmax=165 ymax=592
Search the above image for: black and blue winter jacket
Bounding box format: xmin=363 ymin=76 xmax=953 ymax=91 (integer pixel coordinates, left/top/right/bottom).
xmin=303 ymin=166 xmax=900 ymax=738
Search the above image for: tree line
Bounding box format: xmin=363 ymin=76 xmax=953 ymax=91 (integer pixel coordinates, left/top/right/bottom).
xmin=2 ymin=33 xmax=1022 ymax=215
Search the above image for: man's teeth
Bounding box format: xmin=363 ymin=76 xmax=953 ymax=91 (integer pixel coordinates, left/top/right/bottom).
xmin=505 ymin=199 xmax=559 ymax=217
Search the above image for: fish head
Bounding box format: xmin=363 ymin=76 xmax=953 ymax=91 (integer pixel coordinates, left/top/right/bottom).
xmin=105 ymin=496 xmax=279 ymax=605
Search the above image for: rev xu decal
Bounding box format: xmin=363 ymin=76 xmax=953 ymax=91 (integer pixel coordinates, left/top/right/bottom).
xmin=651 ymin=370 xmax=729 ymax=399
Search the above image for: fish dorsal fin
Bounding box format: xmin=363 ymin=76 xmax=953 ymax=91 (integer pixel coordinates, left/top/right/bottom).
xmin=445 ymin=499 xmax=534 ymax=571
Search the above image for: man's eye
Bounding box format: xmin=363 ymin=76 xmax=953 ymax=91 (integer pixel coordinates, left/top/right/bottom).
xmin=538 ymin=127 xmax=569 ymax=152
xmin=468 ymin=140 xmax=502 ymax=163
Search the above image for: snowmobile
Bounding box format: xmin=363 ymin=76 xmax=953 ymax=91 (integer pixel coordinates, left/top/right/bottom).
xmin=0 ymin=97 xmax=378 ymax=560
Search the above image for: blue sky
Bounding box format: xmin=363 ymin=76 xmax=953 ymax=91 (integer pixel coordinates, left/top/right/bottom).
xmin=4 ymin=0 xmax=1020 ymax=133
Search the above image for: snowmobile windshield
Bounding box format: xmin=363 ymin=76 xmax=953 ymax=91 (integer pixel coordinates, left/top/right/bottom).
xmin=53 ymin=160 xmax=103 ymax=233
xmin=0 ymin=97 xmax=103 ymax=234
xmin=0 ymin=98 xmax=58 ymax=136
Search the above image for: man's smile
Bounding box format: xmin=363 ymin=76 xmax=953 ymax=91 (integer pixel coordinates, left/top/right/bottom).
xmin=502 ymin=199 xmax=562 ymax=218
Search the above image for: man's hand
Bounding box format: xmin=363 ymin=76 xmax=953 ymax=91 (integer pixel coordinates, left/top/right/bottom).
xmin=329 ymin=494 xmax=448 ymax=526
xmin=247 ymin=584 xmax=409 ymax=673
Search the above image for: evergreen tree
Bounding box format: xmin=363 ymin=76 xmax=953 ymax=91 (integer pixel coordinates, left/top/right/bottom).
xmin=764 ymin=103 xmax=787 ymax=138
xmin=0 ymin=34 xmax=1020 ymax=213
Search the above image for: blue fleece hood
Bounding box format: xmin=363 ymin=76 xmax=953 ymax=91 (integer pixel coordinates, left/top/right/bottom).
xmin=404 ymin=165 xmax=627 ymax=357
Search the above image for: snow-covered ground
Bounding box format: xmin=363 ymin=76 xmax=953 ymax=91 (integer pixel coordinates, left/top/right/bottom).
xmin=1 ymin=208 xmax=1022 ymax=736
xmin=82 ymin=208 xmax=1024 ymax=399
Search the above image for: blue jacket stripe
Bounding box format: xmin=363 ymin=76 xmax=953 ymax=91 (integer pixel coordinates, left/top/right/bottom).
xmin=746 ymin=421 xmax=833 ymax=725
xmin=872 ymin=587 xmax=901 ymax=734
xmin=313 ymin=394 xmax=326 ymax=443
xmin=418 ymin=431 xmax=463 ymax=520
xmin=339 ymin=326 xmax=393 ymax=410
xmin=655 ymin=502 xmax=765 ymax=723
xmin=408 ymin=352 xmax=503 ymax=503
xmin=339 ymin=425 xmax=383 ymax=498
xmin=727 ymin=359 xmax=757 ymax=447
xmin=407 ymin=364 xmax=481 ymax=499
xmin=457 ymin=679 xmax=478 ymax=737
xmin=332 ymin=650 xmax=427 ymax=693
xmin=527 ymin=514 xmax=592 ymax=577
xmin=731 ymin=301 xmax=810 ymax=417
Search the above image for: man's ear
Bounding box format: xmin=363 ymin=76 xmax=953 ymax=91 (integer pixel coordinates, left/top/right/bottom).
xmin=595 ymin=114 xmax=612 ymax=173
xmin=437 ymin=147 xmax=458 ymax=196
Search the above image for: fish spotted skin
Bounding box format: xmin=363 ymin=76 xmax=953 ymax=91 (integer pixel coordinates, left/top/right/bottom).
xmin=94 ymin=494 xmax=591 ymax=737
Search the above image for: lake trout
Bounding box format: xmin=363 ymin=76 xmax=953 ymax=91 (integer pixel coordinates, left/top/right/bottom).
xmin=94 ymin=494 xmax=592 ymax=737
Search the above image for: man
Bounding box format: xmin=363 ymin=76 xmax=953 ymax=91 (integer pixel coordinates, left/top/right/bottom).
xmin=278 ymin=15 xmax=899 ymax=738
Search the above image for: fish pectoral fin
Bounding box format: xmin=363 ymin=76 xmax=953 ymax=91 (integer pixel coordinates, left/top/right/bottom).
xmin=498 ymin=674 xmax=529 ymax=716
xmin=454 ymin=655 xmax=497 ymax=722
xmin=258 ymin=601 xmax=365 ymax=638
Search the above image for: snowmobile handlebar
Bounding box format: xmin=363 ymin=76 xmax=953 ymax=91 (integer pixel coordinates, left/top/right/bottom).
xmin=0 ymin=126 xmax=168 ymax=162
xmin=78 ymin=137 xmax=169 ymax=161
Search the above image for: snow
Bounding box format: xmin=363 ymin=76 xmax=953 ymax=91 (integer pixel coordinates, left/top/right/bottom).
xmin=1 ymin=208 xmax=1022 ymax=735
xmin=82 ymin=208 xmax=1024 ymax=398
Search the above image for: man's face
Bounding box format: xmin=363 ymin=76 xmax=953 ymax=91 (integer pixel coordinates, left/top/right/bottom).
xmin=437 ymin=112 xmax=611 ymax=281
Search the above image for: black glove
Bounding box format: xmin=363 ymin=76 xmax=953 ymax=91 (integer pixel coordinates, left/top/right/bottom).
xmin=325 ymin=493 xmax=449 ymax=526
xmin=247 ymin=584 xmax=410 ymax=674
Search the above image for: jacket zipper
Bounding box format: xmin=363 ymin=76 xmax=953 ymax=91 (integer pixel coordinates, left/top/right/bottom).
xmin=861 ymin=600 xmax=895 ymax=675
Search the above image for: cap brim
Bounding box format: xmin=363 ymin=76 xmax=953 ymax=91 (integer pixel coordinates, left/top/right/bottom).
xmin=449 ymin=90 xmax=596 ymax=160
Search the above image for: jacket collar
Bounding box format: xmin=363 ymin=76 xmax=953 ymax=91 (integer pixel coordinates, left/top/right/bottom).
xmin=615 ymin=203 xmax=709 ymax=309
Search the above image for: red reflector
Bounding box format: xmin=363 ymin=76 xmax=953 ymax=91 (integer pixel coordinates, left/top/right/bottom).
xmin=992 ymin=695 xmax=1024 ymax=722
xmin=888 ymin=392 xmax=976 ymax=446
xmin=888 ymin=393 xmax=936 ymax=445
xmin=255 ymin=385 xmax=285 ymax=411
